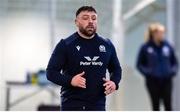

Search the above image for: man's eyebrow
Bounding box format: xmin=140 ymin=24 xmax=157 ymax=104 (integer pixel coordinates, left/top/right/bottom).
xmin=81 ymin=14 xmax=97 ymax=17
xmin=82 ymin=15 xmax=89 ymax=17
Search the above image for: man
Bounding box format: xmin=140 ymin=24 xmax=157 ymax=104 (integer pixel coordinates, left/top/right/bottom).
xmin=46 ymin=6 xmax=122 ymax=111
xmin=136 ymin=23 xmax=178 ymax=110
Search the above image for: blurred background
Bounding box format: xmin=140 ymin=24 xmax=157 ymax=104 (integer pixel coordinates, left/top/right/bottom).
xmin=0 ymin=0 xmax=180 ymax=111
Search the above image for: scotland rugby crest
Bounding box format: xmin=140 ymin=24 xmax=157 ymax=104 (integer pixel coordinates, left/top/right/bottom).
xmin=99 ymin=45 xmax=106 ymax=52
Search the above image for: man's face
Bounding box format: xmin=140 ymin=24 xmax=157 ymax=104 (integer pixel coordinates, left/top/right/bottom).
xmin=75 ymin=11 xmax=97 ymax=37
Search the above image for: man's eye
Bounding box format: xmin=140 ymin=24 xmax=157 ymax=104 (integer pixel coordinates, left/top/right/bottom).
xmin=92 ymin=16 xmax=97 ymax=20
xmin=92 ymin=17 xmax=96 ymax=20
xmin=82 ymin=17 xmax=89 ymax=20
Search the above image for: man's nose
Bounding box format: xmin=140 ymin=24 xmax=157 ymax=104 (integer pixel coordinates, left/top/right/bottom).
xmin=88 ymin=18 xmax=93 ymax=23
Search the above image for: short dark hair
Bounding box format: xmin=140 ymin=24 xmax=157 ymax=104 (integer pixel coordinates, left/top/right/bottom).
xmin=76 ymin=6 xmax=97 ymax=17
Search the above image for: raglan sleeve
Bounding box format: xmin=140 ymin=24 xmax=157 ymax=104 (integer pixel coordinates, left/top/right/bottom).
xmin=107 ymin=39 xmax=122 ymax=90
xmin=46 ymin=39 xmax=73 ymax=87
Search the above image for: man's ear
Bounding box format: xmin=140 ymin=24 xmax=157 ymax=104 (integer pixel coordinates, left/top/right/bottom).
xmin=75 ymin=18 xmax=79 ymax=27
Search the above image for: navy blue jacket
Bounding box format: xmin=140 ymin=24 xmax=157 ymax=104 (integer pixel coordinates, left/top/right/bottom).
xmin=136 ymin=40 xmax=178 ymax=79
xmin=46 ymin=32 xmax=121 ymax=107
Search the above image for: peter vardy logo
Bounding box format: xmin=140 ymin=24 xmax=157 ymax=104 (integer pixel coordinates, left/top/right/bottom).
xmin=80 ymin=56 xmax=103 ymax=66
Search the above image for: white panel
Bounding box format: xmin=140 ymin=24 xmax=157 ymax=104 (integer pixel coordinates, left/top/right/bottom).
xmin=1 ymin=16 xmax=51 ymax=81
xmin=0 ymin=18 xmax=5 ymax=110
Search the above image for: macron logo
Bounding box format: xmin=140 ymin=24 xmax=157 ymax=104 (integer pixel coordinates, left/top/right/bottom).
xmin=80 ymin=56 xmax=103 ymax=66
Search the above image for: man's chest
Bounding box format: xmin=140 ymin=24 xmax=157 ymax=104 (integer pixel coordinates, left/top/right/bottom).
xmin=66 ymin=43 xmax=111 ymax=68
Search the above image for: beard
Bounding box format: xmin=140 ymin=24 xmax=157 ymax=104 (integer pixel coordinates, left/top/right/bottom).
xmin=79 ymin=25 xmax=96 ymax=37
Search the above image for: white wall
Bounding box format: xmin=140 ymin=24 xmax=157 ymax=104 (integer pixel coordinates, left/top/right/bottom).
xmin=1 ymin=15 xmax=51 ymax=81
xmin=0 ymin=15 xmax=51 ymax=110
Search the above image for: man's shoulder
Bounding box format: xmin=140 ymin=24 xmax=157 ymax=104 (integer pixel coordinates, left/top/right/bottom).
xmin=55 ymin=33 xmax=77 ymax=49
xmin=96 ymin=34 xmax=113 ymax=46
xmin=63 ymin=32 xmax=78 ymax=45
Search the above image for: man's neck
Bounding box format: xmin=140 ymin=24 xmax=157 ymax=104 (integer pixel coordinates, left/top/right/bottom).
xmin=77 ymin=31 xmax=94 ymax=39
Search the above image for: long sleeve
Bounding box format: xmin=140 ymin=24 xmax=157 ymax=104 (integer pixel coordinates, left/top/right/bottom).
xmin=136 ymin=46 xmax=152 ymax=76
xmin=169 ymin=47 xmax=179 ymax=76
xmin=46 ymin=39 xmax=73 ymax=87
xmin=107 ymin=40 xmax=122 ymax=90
